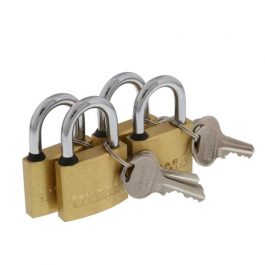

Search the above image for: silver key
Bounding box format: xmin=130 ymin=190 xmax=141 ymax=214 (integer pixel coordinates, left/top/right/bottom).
xmin=120 ymin=151 xmax=205 ymax=201
xmin=134 ymin=150 xmax=200 ymax=185
xmin=192 ymin=116 xmax=254 ymax=166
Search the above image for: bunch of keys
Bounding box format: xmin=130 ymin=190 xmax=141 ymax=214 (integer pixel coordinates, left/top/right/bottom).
xmin=120 ymin=150 xmax=205 ymax=201
xmin=115 ymin=115 xmax=254 ymax=202
xmin=157 ymin=115 xmax=254 ymax=166
xmin=104 ymin=138 xmax=205 ymax=201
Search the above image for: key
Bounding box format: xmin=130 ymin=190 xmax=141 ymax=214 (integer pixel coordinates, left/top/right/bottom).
xmin=192 ymin=116 xmax=254 ymax=166
xmin=120 ymin=151 xmax=205 ymax=201
xmin=133 ymin=151 xmax=200 ymax=185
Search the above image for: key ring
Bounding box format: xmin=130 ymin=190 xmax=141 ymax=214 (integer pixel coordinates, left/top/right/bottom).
xmin=103 ymin=141 xmax=133 ymax=168
xmin=145 ymin=117 xmax=200 ymax=142
xmin=105 ymin=116 xmax=199 ymax=169
xmin=168 ymin=119 xmax=200 ymax=142
xmin=73 ymin=139 xmax=93 ymax=148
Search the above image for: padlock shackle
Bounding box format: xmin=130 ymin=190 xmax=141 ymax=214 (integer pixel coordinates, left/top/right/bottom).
xmin=59 ymin=96 xmax=119 ymax=165
xmin=27 ymin=93 xmax=85 ymax=162
xmin=131 ymin=75 xmax=186 ymax=138
xmin=95 ymin=72 xmax=149 ymax=137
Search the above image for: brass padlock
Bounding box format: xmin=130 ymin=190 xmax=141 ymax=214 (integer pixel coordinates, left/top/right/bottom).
xmin=22 ymin=93 xmax=90 ymax=218
xmin=56 ymin=96 xmax=128 ymax=222
xmin=92 ymin=72 xmax=157 ymax=144
xmin=125 ymin=75 xmax=193 ymax=172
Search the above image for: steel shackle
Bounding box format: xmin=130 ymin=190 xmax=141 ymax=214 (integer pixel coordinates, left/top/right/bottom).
xmin=27 ymin=93 xmax=85 ymax=162
xmin=131 ymin=75 xmax=186 ymax=140
xmin=59 ymin=96 xmax=119 ymax=166
xmin=94 ymin=72 xmax=149 ymax=137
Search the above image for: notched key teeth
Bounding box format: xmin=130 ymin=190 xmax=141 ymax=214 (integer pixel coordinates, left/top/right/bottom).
xmin=184 ymin=184 xmax=205 ymax=202
xmin=183 ymin=193 xmax=205 ymax=202
xmin=218 ymin=150 xmax=230 ymax=159
xmin=164 ymin=187 xmax=205 ymax=202
xmin=218 ymin=148 xmax=254 ymax=159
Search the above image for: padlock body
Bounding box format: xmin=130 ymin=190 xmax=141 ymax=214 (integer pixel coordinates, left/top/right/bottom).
xmin=92 ymin=114 xmax=158 ymax=145
xmin=125 ymin=120 xmax=193 ymax=172
xmin=22 ymin=136 xmax=91 ymax=218
xmin=55 ymin=141 xmax=128 ymax=221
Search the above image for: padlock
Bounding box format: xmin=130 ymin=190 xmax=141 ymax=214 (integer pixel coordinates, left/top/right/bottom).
xmin=92 ymin=72 xmax=157 ymax=144
xmin=22 ymin=93 xmax=91 ymax=218
xmin=125 ymin=75 xmax=193 ymax=172
xmin=56 ymin=96 xmax=128 ymax=221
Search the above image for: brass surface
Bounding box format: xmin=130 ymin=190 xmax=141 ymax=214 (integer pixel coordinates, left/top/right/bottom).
xmin=22 ymin=136 xmax=92 ymax=218
xmin=55 ymin=141 xmax=128 ymax=222
xmin=125 ymin=120 xmax=193 ymax=172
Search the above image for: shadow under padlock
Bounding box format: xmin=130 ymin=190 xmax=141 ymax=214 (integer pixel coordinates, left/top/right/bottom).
xmin=55 ymin=96 xmax=128 ymax=222
xmin=92 ymin=72 xmax=158 ymax=145
xmin=22 ymin=93 xmax=92 ymax=218
xmin=125 ymin=75 xmax=193 ymax=173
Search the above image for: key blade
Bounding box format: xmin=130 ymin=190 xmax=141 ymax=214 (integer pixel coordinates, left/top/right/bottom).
xmin=218 ymin=135 xmax=254 ymax=158
xmin=160 ymin=178 xmax=205 ymax=202
xmin=139 ymin=151 xmax=201 ymax=185
xmin=182 ymin=183 xmax=205 ymax=201
xmin=161 ymin=168 xmax=200 ymax=185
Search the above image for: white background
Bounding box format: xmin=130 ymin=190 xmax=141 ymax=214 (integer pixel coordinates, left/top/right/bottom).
xmin=0 ymin=1 xmax=264 ymax=264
